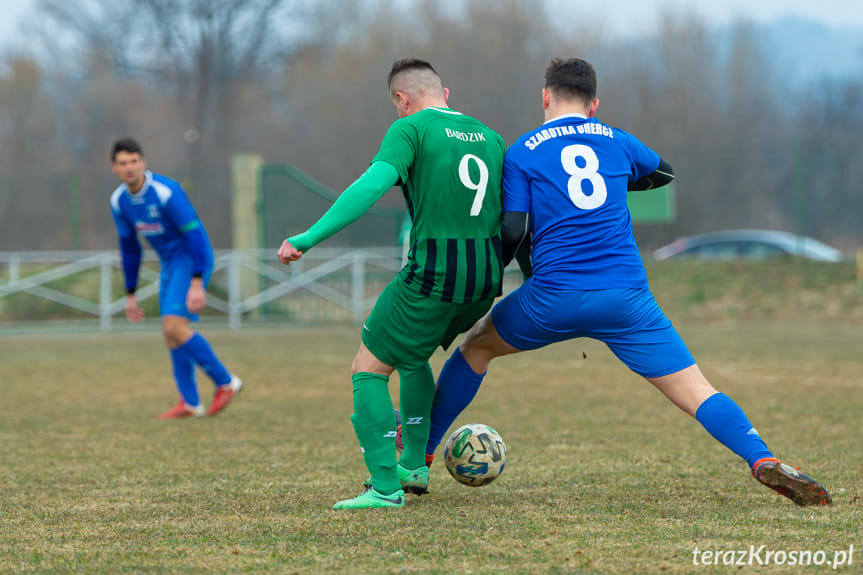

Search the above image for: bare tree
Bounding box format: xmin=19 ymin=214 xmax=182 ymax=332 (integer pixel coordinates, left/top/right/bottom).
xmin=2 ymin=0 xmax=860 ymax=251
xmin=0 ymin=58 xmax=71 ymax=250
xmin=22 ymin=0 xmax=332 ymax=247
xmin=33 ymin=0 xmax=324 ymax=158
xmin=795 ymin=79 xmax=863 ymax=245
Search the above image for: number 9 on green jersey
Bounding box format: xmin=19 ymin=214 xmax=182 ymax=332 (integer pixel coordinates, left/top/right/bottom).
xmin=373 ymin=107 xmax=507 ymax=304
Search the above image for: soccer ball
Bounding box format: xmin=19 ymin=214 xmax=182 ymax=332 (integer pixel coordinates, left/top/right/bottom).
xmin=443 ymin=423 xmax=507 ymax=487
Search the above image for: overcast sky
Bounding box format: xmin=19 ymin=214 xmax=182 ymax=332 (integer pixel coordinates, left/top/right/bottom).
xmin=549 ymin=0 xmax=863 ymax=38
xmin=1 ymin=0 xmax=862 ymax=50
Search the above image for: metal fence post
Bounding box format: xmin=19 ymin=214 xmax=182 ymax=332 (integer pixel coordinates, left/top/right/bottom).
xmin=100 ymin=255 xmax=113 ymax=332
xmin=352 ymin=252 xmax=365 ymax=326
xmin=9 ymin=254 xmax=19 ymax=283
xmin=229 ymin=252 xmax=242 ymax=329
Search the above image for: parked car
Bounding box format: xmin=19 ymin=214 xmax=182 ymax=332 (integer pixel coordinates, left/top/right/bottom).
xmin=652 ymin=229 xmax=843 ymax=262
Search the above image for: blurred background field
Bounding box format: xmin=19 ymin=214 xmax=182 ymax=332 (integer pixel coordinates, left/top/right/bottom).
xmin=1 ymin=315 xmax=860 ymax=573
xmin=3 ymin=258 xmax=862 ymax=328
xmin=1 ymin=0 xmax=862 ymax=255
xmin=3 ymin=259 xmax=863 ymax=573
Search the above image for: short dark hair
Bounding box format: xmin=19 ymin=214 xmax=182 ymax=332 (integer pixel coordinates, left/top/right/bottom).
xmin=110 ymin=138 xmax=144 ymax=162
xmin=387 ymin=58 xmax=439 ymax=89
xmin=544 ymin=57 xmax=597 ymax=104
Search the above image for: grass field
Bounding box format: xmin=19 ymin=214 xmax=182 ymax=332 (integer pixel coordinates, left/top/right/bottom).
xmin=1 ymin=319 xmax=860 ymax=574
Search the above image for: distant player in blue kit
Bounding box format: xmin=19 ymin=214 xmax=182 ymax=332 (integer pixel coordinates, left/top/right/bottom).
xmin=423 ymin=58 xmax=831 ymax=506
xmin=110 ymin=138 xmax=242 ymax=419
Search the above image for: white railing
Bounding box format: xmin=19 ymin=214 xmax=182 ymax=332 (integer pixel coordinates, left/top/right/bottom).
xmin=0 ymin=248 xmax=406 ymax=331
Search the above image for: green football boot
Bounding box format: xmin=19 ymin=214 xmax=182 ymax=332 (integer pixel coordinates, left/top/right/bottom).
xmin=398 ymin=464 xmax=429 ymax=495
xmin=362 ymin=464 xmax=430 ymax=495
xmin=332 ymin=486 xmax=405 ymax=510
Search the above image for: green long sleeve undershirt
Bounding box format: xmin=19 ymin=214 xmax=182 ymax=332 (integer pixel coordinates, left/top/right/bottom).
xmin=287 ymin=161 xmax=400 ymax=253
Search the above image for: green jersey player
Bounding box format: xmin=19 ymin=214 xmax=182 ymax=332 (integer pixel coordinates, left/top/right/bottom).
xmin=277 ymin=58 xmax=506 ymax=509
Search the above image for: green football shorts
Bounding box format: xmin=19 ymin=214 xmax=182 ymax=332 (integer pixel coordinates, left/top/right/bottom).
xmin=361 ymin=278 xmax=495 ymax=371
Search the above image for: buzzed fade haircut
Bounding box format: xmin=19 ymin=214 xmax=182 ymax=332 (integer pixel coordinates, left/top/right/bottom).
xmin=111 ymin=137 xmax=144 ymax=162
xmin=544 ymin=57 xmax=597 ymax=104
xmin=387 ymin=58 xmax=442 ymax=98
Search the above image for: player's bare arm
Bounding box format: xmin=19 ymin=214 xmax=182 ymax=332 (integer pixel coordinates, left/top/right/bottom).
xmin=125 ymin=293 xmax=144 ymax=323
xmin=186 ymin=277 xmax=206 ymax=313
xmin=277 ymin=240 xmax=303 ymax=265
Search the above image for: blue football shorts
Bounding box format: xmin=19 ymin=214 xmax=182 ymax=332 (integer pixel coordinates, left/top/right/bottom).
xmin=491 ymin=278 xmax=695 ymax=378
xmin=159 ymin=254 xmax=212 ymax=320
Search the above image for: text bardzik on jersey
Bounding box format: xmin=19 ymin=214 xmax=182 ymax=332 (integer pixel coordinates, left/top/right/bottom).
xmin=444 ymin=128 xmax=487 ymax=142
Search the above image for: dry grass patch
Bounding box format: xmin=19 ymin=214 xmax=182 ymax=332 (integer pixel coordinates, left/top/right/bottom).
xmin=1 ymin=323 xmax=860 ymax=573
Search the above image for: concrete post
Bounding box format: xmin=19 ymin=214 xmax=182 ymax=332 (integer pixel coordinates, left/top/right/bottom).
xmin=231 ymin=154 xmax=264 ymax=321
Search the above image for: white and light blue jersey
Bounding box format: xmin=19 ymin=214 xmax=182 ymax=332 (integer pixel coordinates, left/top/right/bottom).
xmin=503 ymin=114 xmax=660 ymax=289
xmin=110 ymin=171 xmax=212 ymax=265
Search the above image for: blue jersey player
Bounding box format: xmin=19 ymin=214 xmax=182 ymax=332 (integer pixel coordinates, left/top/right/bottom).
xmin=110 ymin=138 xmax=242 ymax=419
xmin=422 ymin=58 xmax=831 ymax=506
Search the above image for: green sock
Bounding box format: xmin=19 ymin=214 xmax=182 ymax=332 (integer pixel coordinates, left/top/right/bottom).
xmin=397 ymin=363 xmax=435 ymax=470
xmin=350 ymin=372 xmax=401 ymax=495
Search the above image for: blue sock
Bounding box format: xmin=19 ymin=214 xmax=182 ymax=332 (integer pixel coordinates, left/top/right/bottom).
xmin=426 ymin=347 xmax=486 ymax=456
xmin=695 ymin=392 xmax=774 ymax=468
xmin=177 ymin=333 xmax=231 ymax=387
xmin=169 ymin=347 xmax=199 ymax=407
